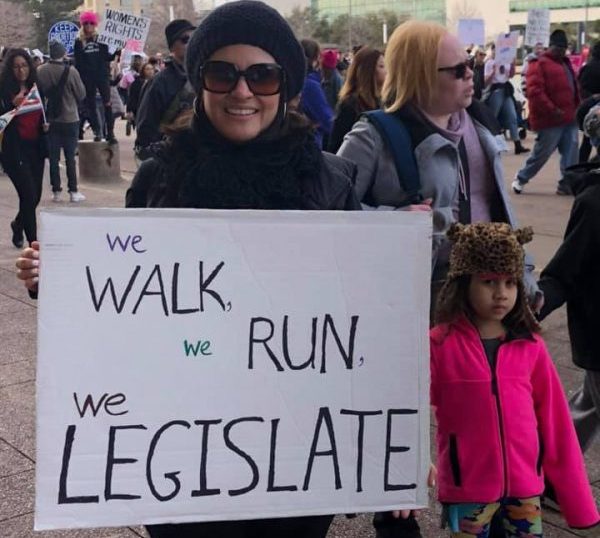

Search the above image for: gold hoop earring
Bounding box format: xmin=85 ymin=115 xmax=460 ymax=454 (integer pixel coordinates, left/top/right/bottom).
xmin=193 ymin=96 xmax=202 ymax=119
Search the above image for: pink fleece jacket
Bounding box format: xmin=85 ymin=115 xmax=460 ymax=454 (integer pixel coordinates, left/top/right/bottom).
xmin=430 ymin=317 xmax=599 ymax=529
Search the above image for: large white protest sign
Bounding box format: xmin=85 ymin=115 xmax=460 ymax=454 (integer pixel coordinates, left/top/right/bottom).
xmin=97 ymin=8 xmax=151 ymax=54
xmin=495 ymin=31 xmax=520 ymax=64
xmin=525 ymin=9 xmax=550 ymax=47
xmin=458 ymin=19 xmax=485 ymax=47
xmin=35 ymin=209 xmax=431 ymax=530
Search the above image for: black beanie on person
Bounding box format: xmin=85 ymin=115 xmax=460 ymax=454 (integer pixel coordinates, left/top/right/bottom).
xmin=185 ymin=0 xmax=306 ymax=100
xmin=549 ymin=29 xmax=568 ymax=49
xmin=165 ymin=19 xmax=195 ymax=49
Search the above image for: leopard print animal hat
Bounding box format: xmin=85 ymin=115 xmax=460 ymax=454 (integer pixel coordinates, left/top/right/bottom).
xmin=446 ymin=222 xmax=534 ymax=280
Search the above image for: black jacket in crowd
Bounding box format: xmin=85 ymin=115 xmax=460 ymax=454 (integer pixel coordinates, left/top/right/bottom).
xmin=538 ymin=167 xmax=600 ymax=371
xmin=127 ymin=142 xmax=360 ymax=211
xmin=328 ymin=95 xmax=374 ymax=154
xmin=73 ymin=36 xmax=112 ymax=82
xmin=134 ymin=58 xmax=194 ymax=155
xmin=578 ymin=57 xmax=600 ymax=99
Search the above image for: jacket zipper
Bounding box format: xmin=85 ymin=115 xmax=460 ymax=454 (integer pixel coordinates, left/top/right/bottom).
xmin=484 ymin=341 xmax=509 ymax=497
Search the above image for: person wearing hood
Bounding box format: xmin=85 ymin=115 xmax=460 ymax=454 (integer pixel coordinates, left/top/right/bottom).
xmin=15 ymin=3 xmax=359 ymax=535
xmin=134 ymin=18 xmax=196 ymax=160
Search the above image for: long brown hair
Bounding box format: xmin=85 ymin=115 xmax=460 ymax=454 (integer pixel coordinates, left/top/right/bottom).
xmin=338 ymin=46 xmax=383 ymax=111
xmin=435 ymin=275 xmax=540 ymax=334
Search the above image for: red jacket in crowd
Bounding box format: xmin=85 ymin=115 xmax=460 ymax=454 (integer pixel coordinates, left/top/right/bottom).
xmin=526 ymin=50 xmax=580 ymax=131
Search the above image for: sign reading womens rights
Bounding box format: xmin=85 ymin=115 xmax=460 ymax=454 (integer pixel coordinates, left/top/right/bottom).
xmin=525 ymin=9 xmax=550 ymax=47
xmin=495 ymin=31 xmax=520 ymax=64
xmin=34 ymin=209 xmax=431 ymax=530
xmin=97 ymin=8 xmax=151 ymax=54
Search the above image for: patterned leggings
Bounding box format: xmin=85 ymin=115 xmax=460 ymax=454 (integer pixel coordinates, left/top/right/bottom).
xmin=447 ymin=496 xmax=542 ymax=537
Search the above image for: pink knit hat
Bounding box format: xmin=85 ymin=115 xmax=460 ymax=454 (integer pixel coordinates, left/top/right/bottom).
xmin=321 ymin=49 xmax=338 ymax=70
xmin=80 ymin=11 xmax=99 ymax=26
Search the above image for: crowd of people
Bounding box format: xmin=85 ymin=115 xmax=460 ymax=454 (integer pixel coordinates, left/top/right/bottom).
xmin=4 ymin=0 xmax=600 ymax=536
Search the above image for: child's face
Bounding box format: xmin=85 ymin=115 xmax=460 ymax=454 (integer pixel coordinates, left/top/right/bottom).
xmin=468 ymin=274 xmax=518 ymax=325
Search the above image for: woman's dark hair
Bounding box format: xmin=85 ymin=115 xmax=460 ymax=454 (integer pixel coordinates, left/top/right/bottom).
xmin=139 ymin=62 xmax=154 ymax=80
xmin=434 ymin=275 xmax=540 ymax=334
xmin=301 ymin=39 xmax=320 ymax=71
xmin=0 ymin=48 xmax=36 ymax=99
xmin=338 ymin=46 xmax=383 ymax=111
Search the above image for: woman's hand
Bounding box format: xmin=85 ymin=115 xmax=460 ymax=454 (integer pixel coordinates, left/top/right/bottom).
xmin=391 ymin=464 xmax=437 ymax=519
xmin=12 ymin=88 xmax=27 ymax=107
xmin=15 ymin=241 xmax=40 ymax=292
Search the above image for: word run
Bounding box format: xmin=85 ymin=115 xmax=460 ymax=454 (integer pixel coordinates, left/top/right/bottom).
xmin=57 ymin=407 xmax=417 ymax=504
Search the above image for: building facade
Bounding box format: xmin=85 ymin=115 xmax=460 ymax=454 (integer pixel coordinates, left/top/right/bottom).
xmin=312 ymin=0 xmax=446 ymax=23
xmin=312 ymin=0 xmax=600 ymax=43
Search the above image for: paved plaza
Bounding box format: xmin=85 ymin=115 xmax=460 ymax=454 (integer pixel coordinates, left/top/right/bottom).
xmin=0 ymin=122 xmax=598 ymax=537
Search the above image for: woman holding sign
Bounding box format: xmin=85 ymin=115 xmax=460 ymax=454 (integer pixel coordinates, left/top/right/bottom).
xmin=16 ymin=1 xmax=359 ymax=536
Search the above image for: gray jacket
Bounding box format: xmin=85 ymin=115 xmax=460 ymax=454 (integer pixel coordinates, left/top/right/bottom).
xmin=36 ymin=61 xmax=86 ymax=124
xmin=337 ymin=103 xmax=539 ymax=299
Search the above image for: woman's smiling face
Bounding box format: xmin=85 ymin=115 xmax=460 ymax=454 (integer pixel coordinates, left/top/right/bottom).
xmin=202 ymin=45 xmax=281 ymax=143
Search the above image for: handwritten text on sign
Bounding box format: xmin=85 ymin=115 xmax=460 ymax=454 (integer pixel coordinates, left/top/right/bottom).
xmin=35 ymin=209 xmax=431 ymax=530
xmin=97 ymin=8 xmax=151 ymax=54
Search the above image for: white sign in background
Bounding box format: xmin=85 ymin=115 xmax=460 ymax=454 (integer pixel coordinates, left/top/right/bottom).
xmin=458 ymin=19 xmax=485 ymax=47
xmin=97 ymin=8 xmax=151 ymax=54
xmin=525 ymin=9 xmax=550 ymax=47
xmin=35 ymin=209 xmax=431 ymax=530
xmin=495 ymin=31 xmax=520 ymax=64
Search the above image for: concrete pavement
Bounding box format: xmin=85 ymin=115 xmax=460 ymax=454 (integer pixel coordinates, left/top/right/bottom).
xmin=0 ymin=120 xmax=598 ymax=537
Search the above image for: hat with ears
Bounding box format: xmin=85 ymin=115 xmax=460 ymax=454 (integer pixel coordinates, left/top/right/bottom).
xmin=445 ymin=222 xmax=533 ymax=280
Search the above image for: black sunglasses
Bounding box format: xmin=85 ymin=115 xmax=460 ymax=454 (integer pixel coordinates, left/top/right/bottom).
xmin=200 ymin=61 xmax=284 ymax=96
xmin=178 ymin=34 xmax=191 ymax=45
xmin=437 ymin=60 xmax=471 ymax=79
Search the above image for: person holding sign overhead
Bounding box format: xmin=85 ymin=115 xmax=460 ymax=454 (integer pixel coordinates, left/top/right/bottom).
xmin=483 ymin=44 xmax=530 ymax=155
xmin=16 ymin=1 xmax=359 ymax=535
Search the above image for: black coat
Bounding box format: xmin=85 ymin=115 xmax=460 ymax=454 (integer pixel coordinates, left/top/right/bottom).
xmin=539 ymin=170 xmax=600 ymax=370
xmin=74 ymin=37 xmax=112 ymax=82
xmin=329 ymin=95 xmax=368 ymax=154
xmin=134 ymin=59 xmax=194 ymax=154
xmin=578 ymin=57 xmax=600 ymax=99
xmin=127 ymin=148 xmax=360 ymax=211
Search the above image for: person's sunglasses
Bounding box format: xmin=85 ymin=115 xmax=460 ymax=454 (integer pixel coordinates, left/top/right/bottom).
xmin=82 ymin=22 xmax=96 ymax=26
xmin=437 ymin=60 xmax=471 ymax=79
xmin=200 ymin=61 xmax=284 ymax=96
xmin=178 ymin=34 xmax=191 ymax=45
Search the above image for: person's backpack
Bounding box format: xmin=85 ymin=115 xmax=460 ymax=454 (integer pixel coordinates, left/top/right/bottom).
xmin=45 ymin=66 xmax=70 ymax=121
xmin=364 ymin=110 xmax=423 ymax=206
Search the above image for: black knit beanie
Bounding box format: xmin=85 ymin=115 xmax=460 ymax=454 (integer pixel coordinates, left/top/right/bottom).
xmin=549 ymin=29 xmax=568 ymax=49
xmin=165 ymin=19 xmax=195 ymax=49
xmin=185 ymin=0 xmax=305 ymax=100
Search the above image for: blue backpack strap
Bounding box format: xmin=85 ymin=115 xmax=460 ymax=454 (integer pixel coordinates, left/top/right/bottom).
xmin=364 ymin=110 xmax=422 ymax=205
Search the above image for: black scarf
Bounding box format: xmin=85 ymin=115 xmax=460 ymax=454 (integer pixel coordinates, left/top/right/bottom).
xmin=165 ymin=111 xmax=322 ymax=210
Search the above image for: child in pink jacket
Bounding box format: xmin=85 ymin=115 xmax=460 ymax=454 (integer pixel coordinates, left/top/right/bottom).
xmin=430 ymin=222 xmax=599 ymax=536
